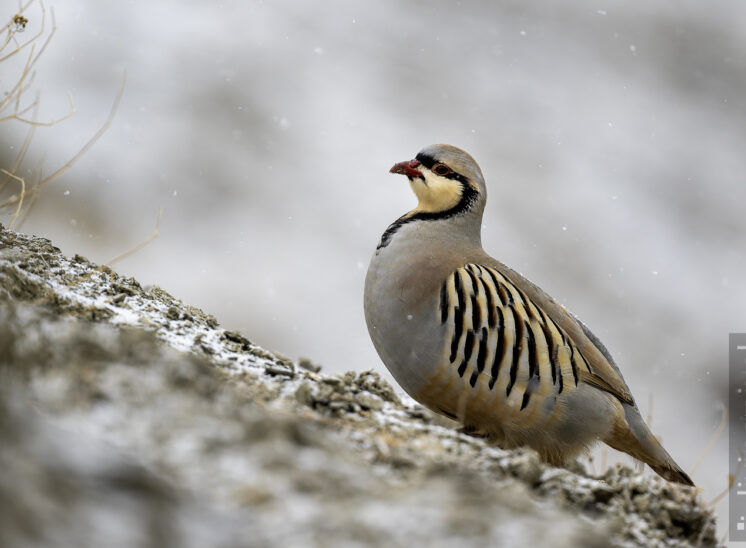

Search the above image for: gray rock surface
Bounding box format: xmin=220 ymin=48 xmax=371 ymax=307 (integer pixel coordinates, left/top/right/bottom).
xmin=0 ymin=225 xmax=718 ymax=547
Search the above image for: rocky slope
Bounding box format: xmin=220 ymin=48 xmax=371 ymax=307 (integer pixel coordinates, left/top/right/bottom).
xmin=0 ymin=224 xmax=718 ymax=547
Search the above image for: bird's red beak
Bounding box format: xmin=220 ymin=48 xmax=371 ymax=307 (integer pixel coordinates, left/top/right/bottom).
xmin=390 ymin=159 xmax=424 ymax=179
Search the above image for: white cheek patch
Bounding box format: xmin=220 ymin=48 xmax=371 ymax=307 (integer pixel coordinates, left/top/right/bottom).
xmin=409 ymin=170 xmax=463 ymax=214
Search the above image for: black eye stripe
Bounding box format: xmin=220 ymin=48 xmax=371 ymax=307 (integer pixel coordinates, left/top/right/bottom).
xmin=444 ymin=171 xmax=469 ymax=184
xmin=415 ymin=152 xmax=438 ymax=169
xmin=415 ymin=153 xmax=469 ymax=184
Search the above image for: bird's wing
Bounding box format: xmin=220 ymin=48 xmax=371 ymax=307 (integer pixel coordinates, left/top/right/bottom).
xmin=477 ymin=260 xmax=635 ymax=406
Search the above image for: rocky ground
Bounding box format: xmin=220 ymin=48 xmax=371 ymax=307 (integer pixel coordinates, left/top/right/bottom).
xmin=0 ymin=224 xmax=719 ymax=547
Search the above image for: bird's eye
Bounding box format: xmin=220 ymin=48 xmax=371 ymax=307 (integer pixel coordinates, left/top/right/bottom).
xmin=433 ymin=164 xmax=451 ymax=176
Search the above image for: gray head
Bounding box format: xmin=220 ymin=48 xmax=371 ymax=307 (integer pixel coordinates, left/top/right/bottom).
xmin=389 ymin=144 xmax=487 ymax=220
xmin=377 ymin=144 xmax=487 ymax=250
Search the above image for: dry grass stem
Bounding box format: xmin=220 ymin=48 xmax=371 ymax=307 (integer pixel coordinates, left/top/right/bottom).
xmin=15 ymin=166 xmax=42 ymax=227
xmin=1 ymin=2 xmax=127 ymax=227
xmin=691 ymin=406 xmax=726 ymax=477
xmin=0 ymin=169 xmax=26 ymax=228
xmin=106 ymin=207 xmax=164 ymax=266
xmin=36 ymin=72 xmax=126 ymax=190
xmin=708 ymin=466 xmax=736 ymax=508
xmin=8 ymin=71 xmax=126 ymax=226
xmin=0 ymin=99 xmax=37 ymax=195
xmin=2 ymin=91 xmax=75 ymax=126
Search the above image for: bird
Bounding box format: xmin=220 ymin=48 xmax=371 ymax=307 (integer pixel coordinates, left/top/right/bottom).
xmin=363 ymin=143 xmax=693 ymax=486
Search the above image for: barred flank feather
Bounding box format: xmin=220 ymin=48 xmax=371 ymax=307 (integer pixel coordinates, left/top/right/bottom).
xmin=439 ymin=264 xmax=587 ymax=412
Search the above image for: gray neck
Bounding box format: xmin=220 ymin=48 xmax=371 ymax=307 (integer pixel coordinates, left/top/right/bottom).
xmin=377 ymin=203 xmax=485 ymax=252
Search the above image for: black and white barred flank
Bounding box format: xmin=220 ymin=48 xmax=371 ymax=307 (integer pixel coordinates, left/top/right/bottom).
xmin=438 ymin=264 xmax=597 ymax=411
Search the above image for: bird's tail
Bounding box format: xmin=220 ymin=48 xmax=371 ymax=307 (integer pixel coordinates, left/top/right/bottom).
xmin=605 ymin=403 xmax=694 ymax=487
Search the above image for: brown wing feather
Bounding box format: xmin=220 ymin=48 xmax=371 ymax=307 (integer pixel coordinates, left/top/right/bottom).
xmin=478 ymin=259 xmax=635 ymax=406
xmin=578 ymin=370 xmax=634 ymax=406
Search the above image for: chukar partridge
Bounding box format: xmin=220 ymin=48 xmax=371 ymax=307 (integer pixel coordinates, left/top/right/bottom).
xmin=364 ymin=144 xmax=693 ymax=486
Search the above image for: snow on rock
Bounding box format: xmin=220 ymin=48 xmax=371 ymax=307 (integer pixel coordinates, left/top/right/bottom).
xmin=0 ymin=224 xmax=718 ymax=547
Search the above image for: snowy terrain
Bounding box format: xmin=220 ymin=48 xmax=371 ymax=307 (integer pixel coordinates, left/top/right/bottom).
xmin=0 ymin=225 xmax=718 ymax=547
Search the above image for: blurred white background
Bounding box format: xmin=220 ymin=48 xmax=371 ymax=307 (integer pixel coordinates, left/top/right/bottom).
xmin=3 ymin=0 xmax=744 ymax=535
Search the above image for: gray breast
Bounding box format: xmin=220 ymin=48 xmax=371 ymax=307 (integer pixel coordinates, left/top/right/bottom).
xmin=364 ymin=223 xmax=453 ymax=397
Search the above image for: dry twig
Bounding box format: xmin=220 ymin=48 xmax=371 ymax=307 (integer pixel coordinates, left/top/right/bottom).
xmin=691 ymin=406 xmax=727 ymax=476
xmin=106 ymin=208 xmax=164 ymax=266
xmin=1 ymin=1 xmax=126 ymax=227
xmin=0 ymin=169 xmax=25 ymax=228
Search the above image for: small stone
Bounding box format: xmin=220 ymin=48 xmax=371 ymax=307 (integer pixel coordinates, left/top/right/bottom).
xmin=328 ymin=400 xmax=349 ymax=411
xmin=593 ymin=484 xmax=616 ymax=505
xmin=321 ymin=376 xmax=342 ymax=386
xmin=265 ymin=364 xmax=295 ymax=378
xmin=233 ymin=487 xmax=274 ymax=506
xmin=506 ymin=452 xmax=543 ymax=485
xmin=297 ymin=357 xmax=321 ymax=372
xmin=354 ymin=391 xmax=383 ymax=411
xmin=205 ymin=315 xmax=219 ymax=328
xmin=223 ymin=330 xmax=252 ymax=347
xmin=294 ymin=383 xmax=314 ymax=406
xmin=388 ymin=452 xmax=416 ymax=469
xmin=406 ymin=406 xmax=429 ymax=420
xmin=633 ymin=493 xmax=651 ymax=512
xmin=200 ymin=344 xmax=215 ymax=355
xmin=355 ymin=370 xmax=400 ymax=404
xmin=112 ymin=283 xmax=137 ymax=296
xmin=97 ymin=264 xmax=115 ymax=276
